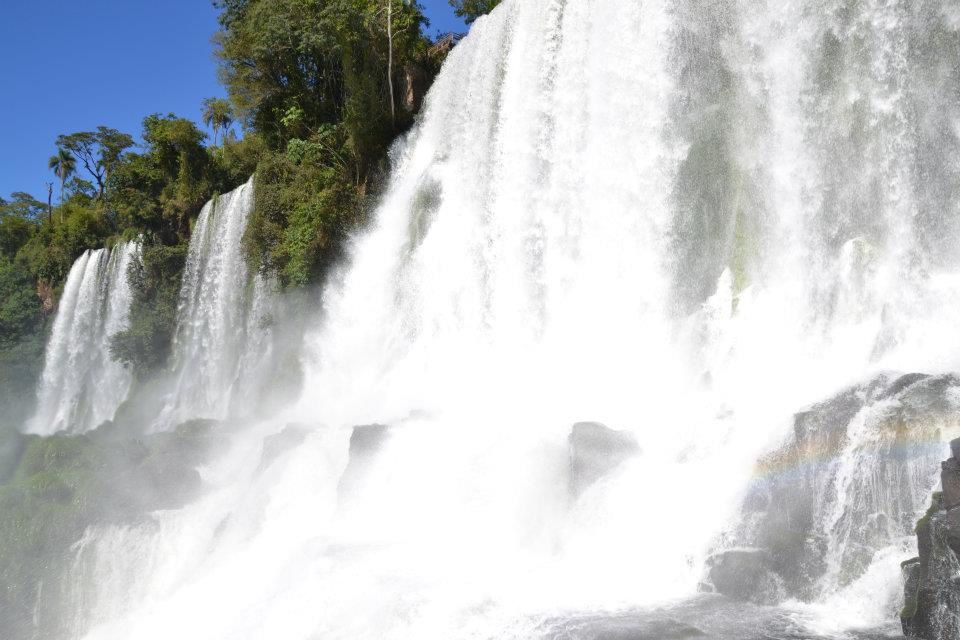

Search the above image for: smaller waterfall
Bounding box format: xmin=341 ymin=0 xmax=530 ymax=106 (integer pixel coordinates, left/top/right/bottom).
xmin=162 ymin=178 xmax=282 ymax=426
xmin=28 ymin=240 xmax=140 ymax=435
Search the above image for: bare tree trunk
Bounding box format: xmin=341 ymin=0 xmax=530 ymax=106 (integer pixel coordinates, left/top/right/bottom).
xmin=388 ymin=0 xmax=395 ymax=126
xmin=47 ymin=183 xmax=53 ymax=223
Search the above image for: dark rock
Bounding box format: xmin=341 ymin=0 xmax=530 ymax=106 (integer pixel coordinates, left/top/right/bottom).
xmin=877 ymin=372 xmax=931 ymax=401
xmin=402 ymin=63 xmax=429 ymax=114
xmin=951 ymin=437 xmax=960 ymax=462
xmin=942 ymin=457 xmax=960 ymax=511
xmin=259 ymin=424 xmax=309 ymax=471
xmin=705 ymin=549 xmax=782 ymax=604
xmin=338 ymin=424 xmax=390 ymax=500
xmin=902 ymin=488 xmax=960 ymax=639
xmin=568 ymin=422 xmax=639 ymax=497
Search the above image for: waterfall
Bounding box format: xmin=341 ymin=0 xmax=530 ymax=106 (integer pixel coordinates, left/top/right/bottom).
xmin=68 ymin=1 xmax=960 ymax=638
xmin=160 ymin=177 xmax=277 ymax=426
xmin=27 ymin=240 xmax=139 ymax=435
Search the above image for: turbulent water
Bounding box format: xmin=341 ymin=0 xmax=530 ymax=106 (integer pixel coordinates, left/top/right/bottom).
xmin=26 ymin=0 xmax=960 ymax=638
xmin=28 ymin=240 xmax=139 ymax=435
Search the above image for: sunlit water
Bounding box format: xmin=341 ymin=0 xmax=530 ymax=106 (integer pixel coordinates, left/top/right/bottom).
xmin=24 ymin=0 xmax=960 ymax=637
xmin=28 ymin=239 xmax=139 ymax=435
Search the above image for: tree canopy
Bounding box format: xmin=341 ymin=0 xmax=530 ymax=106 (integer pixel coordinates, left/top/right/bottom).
xmin=448 ymin=0 xmax=500 ymax=24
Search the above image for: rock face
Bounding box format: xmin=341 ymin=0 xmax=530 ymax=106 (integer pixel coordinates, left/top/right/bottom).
xmin=402 ymin=63 xmax=428 ymax=114
xmin=901 ymin=443 xmax=960 ymax=639
xmin=711 ymin=372 xmax=960 ymax=603
xmin=36 ymin=278 xmax=54 ymax=314
xmin=705 ymin=549 xmax=783 ymax=604
xmin=338 ymin=424 xmax=390 ymax=500
xmin=259 ymin=424 xmax=309 ymax=471
xmin=568 ymin=422 xmax=639 ymax=498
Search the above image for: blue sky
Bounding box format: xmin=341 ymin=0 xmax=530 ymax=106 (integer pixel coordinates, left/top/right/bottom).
xmin=0 ymin=0 xmax=466 ymax=200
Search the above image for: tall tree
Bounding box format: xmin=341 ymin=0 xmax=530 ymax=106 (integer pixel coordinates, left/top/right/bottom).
xmin=213 ymin=0 xmax=425 ymax=153
xmin=386 ymin=0 xmax=414 ymax=126
xmin=56 ymin=127 xmax=134 ymax=199
xmin=48 ymin=147 xmax=76 ymax=214
xmin=201 ymin=97 xmax=234 ymax=146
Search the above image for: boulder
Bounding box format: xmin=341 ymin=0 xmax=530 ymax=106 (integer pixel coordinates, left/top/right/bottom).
xmin=568 ymin=422 xmax=639 ymax=498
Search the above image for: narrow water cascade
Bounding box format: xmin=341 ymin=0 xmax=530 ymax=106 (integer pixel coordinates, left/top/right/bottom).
xmin=27 ymin=240 xmax=139 ymax=435
xmin=10 ymin=0 xmax=960 ymax=638
xmin=160 ymin=177 xmax=279 ymax=427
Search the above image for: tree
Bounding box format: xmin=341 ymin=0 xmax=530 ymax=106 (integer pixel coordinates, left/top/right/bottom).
xmin=386 ymin=0 xmax=414 ymax=126
xmin=212 ymin=0 xmax=425 ymax=151
xmin=448 ymin=0 xmax=499 ymax=24
xmin=56 ymin=127 xmax=134 ymax=199
xmin=0 ymin=193 xmax=43 ymax=259
xmin=48 ymin=148 xmax=76 ymax=214
xmin=110 ymin=114 xmax=213 ymax=243
xmin=201 ymin=97 xmax=234 ymax=146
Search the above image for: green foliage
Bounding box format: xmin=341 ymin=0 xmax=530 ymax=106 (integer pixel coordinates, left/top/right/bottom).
xmin=448 ymin=0 xmax=500 ymax=24
xmin=17 ymin=204 xmax=112 ymax=283
xmin=110 ymin=241 xmax=188 ymax=377
xmin=0 ymin=194 xmax=42 ymax=259
xmin=214 ymin=0 xmax=426 ymax=158
xmin=0 ymin=259 xmax=41 ymax=350
xmin=216 ymin=0 xmax=437 ymax=289
xmin=246 ymin=128 xmax=363 ymax=287
xmin=110 ymin=114 xmax=215 ymax=243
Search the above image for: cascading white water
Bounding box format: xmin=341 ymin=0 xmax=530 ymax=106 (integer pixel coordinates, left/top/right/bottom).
xmin=28 ymin=240 xmax=139 ymax=435
xmin=160 ymin=177 xmax=278 ymax=426
xmin=74 ymin=1 xmax=960 ymax=638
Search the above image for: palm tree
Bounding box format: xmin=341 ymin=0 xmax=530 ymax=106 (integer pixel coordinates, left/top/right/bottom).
xmin=202 ymin=97 xmax=234 ymax=146
xmin=48 ymin=148 xmax=76 ymax=220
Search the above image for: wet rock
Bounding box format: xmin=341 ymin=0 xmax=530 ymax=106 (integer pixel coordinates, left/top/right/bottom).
xmin=723 ymin=372 xmax=960 ymax=602
xmin=902 ymin=490 xmax=960 ymax=639
xmin=338 ymin=424 xmax=390 ymax=499
xmin=705 ymin=549 xmax=782 ymax=604
xmin=942 ymin=456 xmax=960 ymax=511
xmin=568 ymin=422 xmax=639 ymax=497
xmin=259 ymin=424 xmax=309 ymax=471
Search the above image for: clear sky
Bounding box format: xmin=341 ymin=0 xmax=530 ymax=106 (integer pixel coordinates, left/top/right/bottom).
xmin=0 ymin=0 xmax=466 ymax=201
